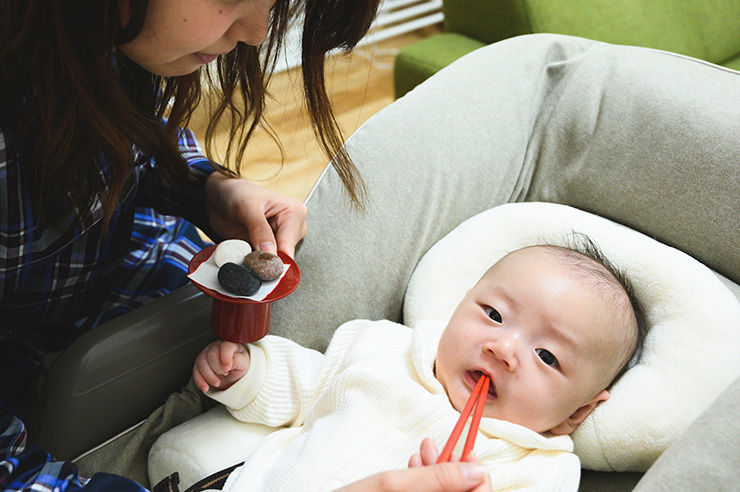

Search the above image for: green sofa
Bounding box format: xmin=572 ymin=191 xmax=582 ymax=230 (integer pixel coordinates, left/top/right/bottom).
xmin=394 ymin=0 xmax=740 ymax=98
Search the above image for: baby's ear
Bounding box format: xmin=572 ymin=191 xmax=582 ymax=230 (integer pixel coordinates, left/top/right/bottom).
xmin=549 ymin=390 xmax=610 ymax=436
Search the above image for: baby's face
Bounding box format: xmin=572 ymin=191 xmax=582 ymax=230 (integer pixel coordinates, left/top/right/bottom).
xmin=435 ymin=247 xmax=620 ymax=434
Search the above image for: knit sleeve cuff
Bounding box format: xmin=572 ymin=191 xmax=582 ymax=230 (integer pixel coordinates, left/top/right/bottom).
xmin=206 ymin=343 xmax=267 ymax=412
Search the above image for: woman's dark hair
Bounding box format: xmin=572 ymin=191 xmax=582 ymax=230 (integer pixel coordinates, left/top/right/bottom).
xmin=0 ymin=0 xmax=379 ymax=228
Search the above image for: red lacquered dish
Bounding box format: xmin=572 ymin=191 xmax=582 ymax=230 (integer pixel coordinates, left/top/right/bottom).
xmin=188 ymin=245 xmax=301 ymax=343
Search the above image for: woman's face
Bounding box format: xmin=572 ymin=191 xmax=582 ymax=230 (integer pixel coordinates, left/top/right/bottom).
xmin=118 ymin=0 xmax=276 ymax=76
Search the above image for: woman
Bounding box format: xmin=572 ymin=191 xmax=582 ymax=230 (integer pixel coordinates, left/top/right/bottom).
xmin=0 ymin=0 xmax=378 ymax=415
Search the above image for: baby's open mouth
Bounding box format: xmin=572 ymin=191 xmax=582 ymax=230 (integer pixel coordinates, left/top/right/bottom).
xmin=470 ymin=370 xmax=497 ymax=399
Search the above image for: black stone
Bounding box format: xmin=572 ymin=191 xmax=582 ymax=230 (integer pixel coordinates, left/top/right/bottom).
xmin=217 ymin=262 xmax=262 ymax=296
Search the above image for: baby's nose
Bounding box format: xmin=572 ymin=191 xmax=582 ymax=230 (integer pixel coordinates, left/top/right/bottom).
xmin=485 ymin=334 xmax=521 ymax=371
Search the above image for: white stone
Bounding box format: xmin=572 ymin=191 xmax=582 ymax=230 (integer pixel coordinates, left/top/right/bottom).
xmin=213 ymin=239 xmax=252 ymax=268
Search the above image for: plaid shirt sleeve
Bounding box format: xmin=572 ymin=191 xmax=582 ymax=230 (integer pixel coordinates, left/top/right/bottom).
xmin=135 ymin=127 xmax=220 ymax=237
xmin=0 ymin=125 xmax=214 ymax=411
xmin=0 ymin=416 xmax=149 ymax=492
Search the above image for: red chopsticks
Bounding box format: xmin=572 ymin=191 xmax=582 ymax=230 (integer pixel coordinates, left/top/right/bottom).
xmin=437 ymin=375 xmax=489 ymax=463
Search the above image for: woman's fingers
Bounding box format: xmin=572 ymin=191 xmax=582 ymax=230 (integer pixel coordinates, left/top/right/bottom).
xmin=338 ymin=462 xmax=487 ymax=492
xmin=419 ymin=437 xmax=440 ymax=465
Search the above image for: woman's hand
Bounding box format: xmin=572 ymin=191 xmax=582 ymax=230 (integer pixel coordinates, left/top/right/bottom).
xmin=337 ymin=438 xmax=491 ymax=492
xmin=204 ymin=172 xmax=308 ymax=257
xmin=336 ymin=462 xmax=489 ymax=492
xmin=193 ymin=340 xmax=251 ymax=392
xmin=408 ymin=437 xmax=443 ymax=468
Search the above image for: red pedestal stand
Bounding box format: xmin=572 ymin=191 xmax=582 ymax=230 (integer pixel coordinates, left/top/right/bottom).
xmin=188 ymin=246 xmax=300 ymax=343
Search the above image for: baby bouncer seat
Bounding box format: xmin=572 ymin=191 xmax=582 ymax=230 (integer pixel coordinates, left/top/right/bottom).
xmin=31 ymin=33 xmax=740 ymax=492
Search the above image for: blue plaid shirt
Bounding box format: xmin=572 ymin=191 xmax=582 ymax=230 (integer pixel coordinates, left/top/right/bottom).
xmin=0 ymin=415 xmax=149 ymax=492
xmin=0 ymin=126 xmax=216 ymax=414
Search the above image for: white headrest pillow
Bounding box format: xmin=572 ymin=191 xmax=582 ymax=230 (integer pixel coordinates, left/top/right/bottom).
xmin=403 ymin=202 xmax=740 ymax=472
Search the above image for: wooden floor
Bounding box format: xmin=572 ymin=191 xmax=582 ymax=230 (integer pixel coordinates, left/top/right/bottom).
xmin=189 ymin=26 xmax=441 ymax=201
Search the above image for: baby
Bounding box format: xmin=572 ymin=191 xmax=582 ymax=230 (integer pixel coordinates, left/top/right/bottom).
xmin=193 ymin=239 xmax=646 ymax=492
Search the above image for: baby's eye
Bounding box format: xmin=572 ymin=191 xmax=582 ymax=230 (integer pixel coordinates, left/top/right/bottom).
xmin=536 ymin=349 xmax=558 ymax=367
xmin=485 ymin=306 xmax=502 ymax=323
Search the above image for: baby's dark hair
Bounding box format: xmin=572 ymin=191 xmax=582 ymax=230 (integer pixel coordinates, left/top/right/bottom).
xmin=537 ymin=234 xmax=648 ymax=389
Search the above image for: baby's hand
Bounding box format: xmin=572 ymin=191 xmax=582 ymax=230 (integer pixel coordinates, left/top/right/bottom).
xmin=193 ymin=340 xmax=250 ymax=392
